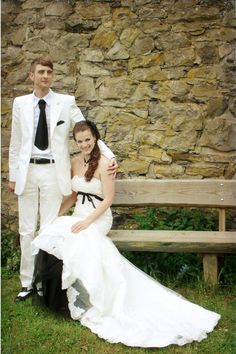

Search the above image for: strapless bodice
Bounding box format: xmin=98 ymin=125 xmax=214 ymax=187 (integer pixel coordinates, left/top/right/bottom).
xmin=71 ymin=176 xmax=103 ymax=198
xmin=71 ymin=176 xmax=112 ymax=233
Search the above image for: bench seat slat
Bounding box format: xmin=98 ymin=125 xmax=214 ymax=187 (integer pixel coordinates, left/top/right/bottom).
xmin=108 ymin=230 xmax=236 ymax=253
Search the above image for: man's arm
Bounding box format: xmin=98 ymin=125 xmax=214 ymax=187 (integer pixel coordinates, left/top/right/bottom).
xmin=8 ymin=99 xmax=21 ymax=185
xmin=97 ymin=140 xmax=115 ymax=160
xmin=98 ymin=140 xmax=118 ymax=177
xmin=70 ymin=96 xmax=86 ymax=125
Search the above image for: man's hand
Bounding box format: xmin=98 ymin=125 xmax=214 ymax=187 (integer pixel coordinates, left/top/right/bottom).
xmin=8 ymin=181 xmax=16 ymax=193
xmin=108 ymin=158 xmax=118 ymax=179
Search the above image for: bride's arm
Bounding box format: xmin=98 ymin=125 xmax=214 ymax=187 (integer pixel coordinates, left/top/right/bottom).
xmin=71 ymin=158 xmax=115 ymax=233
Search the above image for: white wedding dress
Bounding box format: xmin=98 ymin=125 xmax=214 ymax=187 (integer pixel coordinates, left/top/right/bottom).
xmin=33 ymin=176 xmax=220 ymax=348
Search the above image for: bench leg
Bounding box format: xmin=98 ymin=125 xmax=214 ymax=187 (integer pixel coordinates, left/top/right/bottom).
xmin=203 ymin=254 xmax=218 ymax=285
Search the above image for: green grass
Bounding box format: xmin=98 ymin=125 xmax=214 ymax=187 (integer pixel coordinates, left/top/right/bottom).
xmin=1 ymin=272 xmax=235 ymax=354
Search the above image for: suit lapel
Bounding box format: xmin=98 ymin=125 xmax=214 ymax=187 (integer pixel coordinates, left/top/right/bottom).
xmin=50 ymin=92 xmax=63 ymax=137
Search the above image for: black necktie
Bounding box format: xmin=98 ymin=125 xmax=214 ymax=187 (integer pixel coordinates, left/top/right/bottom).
xmin=34 ymin=99 xmax=48 ymax=150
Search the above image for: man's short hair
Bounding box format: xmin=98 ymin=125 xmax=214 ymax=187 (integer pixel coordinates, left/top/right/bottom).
xmin=30 ymin=57 xmax=53 ymax=72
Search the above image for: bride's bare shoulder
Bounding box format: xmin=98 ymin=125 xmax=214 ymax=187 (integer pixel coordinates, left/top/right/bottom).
xmin=98 ymin=155 xmax=110 ymax=170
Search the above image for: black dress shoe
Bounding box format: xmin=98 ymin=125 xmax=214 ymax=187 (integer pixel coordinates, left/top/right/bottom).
xmin=37 ymin=288 xmax=43 ymax=297
xmin=15 ymin=287 xmax=33 ymax=302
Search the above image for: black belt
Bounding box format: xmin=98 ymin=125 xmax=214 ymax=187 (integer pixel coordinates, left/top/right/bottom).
xmin=77 ymin=191 xmax=103 ymax=208
xmin=30 ymin=158 xmax=55 ymax=164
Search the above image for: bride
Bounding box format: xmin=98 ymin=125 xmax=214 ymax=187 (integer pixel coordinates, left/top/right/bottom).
xmin=32 ymin=120 xmax=220 ymax=348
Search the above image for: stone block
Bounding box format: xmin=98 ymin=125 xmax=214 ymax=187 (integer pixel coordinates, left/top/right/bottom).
xmin=155 ymin=32 xmax=191 ymax=51
xmin=185 ymin=163 xmax=225 ymax=178
xmin=142 ymin=20 xmax=170 ymax=34
xmin=139 ymin=147 xmax=163 ymax=160
xmin=119 ymin=159 xmax=149 ymax=174
xmin=6 ymin=65 xmax=29 ymax=85
xmin=131 ymin=67 xmax=166 ymax=81
xmin=207 ymin=97 xmax=228 ymax=117
xmin=80 ymin=49 xmax=104 ymax=62
xmin=45 ymin=3 xmax=73 ymax=17
xmin=89 ymin=107 xmax=118 ymax=124
xmin=131 ymin=82 xmax=158 ymax=101
xmin=80 ymin=62 xmax=110 ymax=77
xmin=107 ymin=42 xmax=129 ymax=60
xmin=99 ymin=77 xmax=137 ymax=99
xmin=191 ymin=84 xmax=218 ymax=98
xmin=22 ymin=38 xmax=48 ymax=53
xmin=128 ymin=53 xmax=164 ymax=70
xmin=22 ymin=0 xmax=44 ymax=10
xmin=11 ymin=27 xmax=27 ymax=46
xmin=133 ymin=130 xmax=162 ymax=146
xmin=131 ymin=36 xmax=155 ymax=55
xmin=74 ymin=2 xmax=111 ymax=20
xmin=162 ymin=130 xmax=198 ymax=152
xmin=75 ymin=76 xmax=97 ymax=101
xmin=120 ymin=27 xmax=141 ymax=47
xmin=91 ymin=31 xmax=117 ymax=50
xmin=199 ymin=113 xmax=236 ymax=152
xmin=164 ymin=47 xmax=195 ymax=67
xmin=153 ymin=164 xmax=185 ymax=178
xmin=196 ymin=44 xmax=219 ymax=64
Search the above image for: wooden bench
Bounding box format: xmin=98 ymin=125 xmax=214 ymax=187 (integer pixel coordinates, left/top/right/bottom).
xmin=108 ymin=179 xmax=236 ymax=285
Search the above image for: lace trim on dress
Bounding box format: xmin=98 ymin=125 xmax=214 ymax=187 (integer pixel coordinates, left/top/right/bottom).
xmin=67 ymin=278 xmax=92 ymax=320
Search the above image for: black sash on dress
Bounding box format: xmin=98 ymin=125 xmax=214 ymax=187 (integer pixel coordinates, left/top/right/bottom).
xmin=77 ymin=191 xmax=103 ymax=208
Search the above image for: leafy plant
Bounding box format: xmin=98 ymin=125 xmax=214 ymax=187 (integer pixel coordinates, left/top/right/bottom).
xmin=1 ymin=229 xmax=20 ymax=276
xmin=133 ymin=207 xmax=219 ymax=231
xmin=121 ymin=207 xmax=235 ymax=286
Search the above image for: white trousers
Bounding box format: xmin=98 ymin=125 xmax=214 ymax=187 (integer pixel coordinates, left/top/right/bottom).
xmin=18 ymin=164 xmax=63 ymax=288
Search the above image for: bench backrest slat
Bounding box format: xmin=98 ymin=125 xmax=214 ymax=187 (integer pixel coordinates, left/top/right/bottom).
xmin=113 ymin=179 xmax=236 ymax=208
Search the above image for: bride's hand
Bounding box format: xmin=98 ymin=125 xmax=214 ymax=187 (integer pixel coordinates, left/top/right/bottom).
xmin=71 ymin=219 xmax=90 ymax=233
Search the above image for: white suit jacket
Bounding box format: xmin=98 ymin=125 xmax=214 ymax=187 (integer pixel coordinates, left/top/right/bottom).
xmin=9 ymin=90 xmax=114 ymax=196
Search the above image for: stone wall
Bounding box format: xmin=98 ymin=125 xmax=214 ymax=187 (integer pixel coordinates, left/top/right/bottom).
xmin=1 ymin=0 xmax=236 ymax=227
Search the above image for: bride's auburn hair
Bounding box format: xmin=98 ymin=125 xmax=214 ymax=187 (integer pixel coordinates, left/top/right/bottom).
xmin=73 ymin=120 xmax=101 ymax=182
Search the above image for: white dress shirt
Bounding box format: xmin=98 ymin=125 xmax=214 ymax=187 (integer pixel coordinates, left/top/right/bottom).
xmin=31 ymin=90 xmax=53 ymax=159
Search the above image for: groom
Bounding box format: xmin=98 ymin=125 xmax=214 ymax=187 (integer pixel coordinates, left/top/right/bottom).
xmin=8 ymin=57 xmax=117 ymax=302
